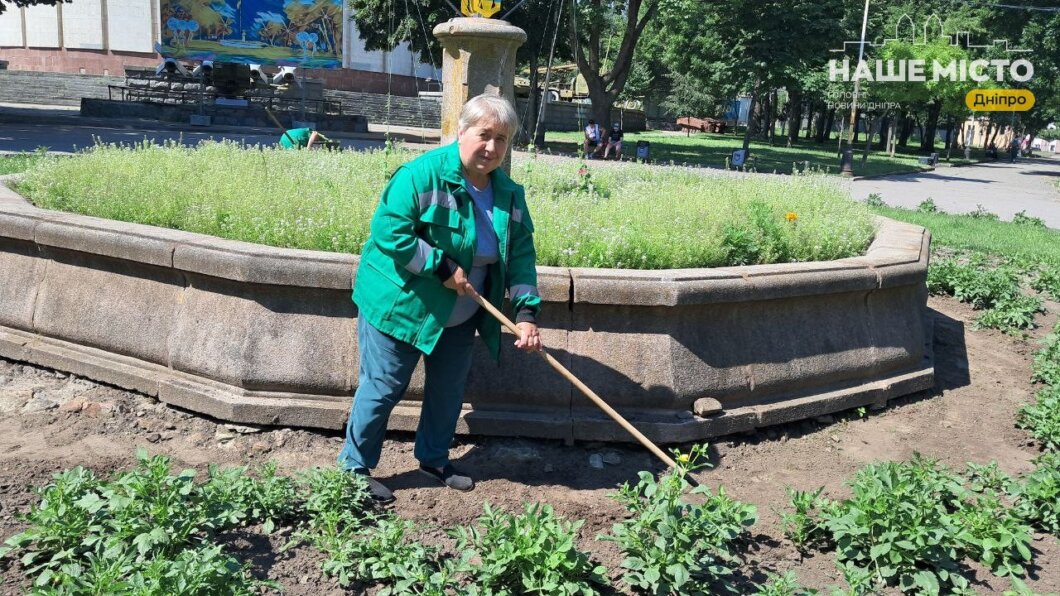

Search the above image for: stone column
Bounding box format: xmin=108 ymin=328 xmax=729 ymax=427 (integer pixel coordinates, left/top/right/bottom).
xmin=433 ymin=17 xmax=526 ymax=171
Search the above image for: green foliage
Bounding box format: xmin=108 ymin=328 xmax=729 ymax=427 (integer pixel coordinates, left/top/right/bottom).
xmin=20 ymin=141 xmax=878 ymax=270
xmin=0 ymin=148 xmax=52 ymax=175
xmin=974 ymin=294 xmax=1044 ymax=333
xmin=0 ymin=449 xmax=274 ymax=592
xmin=290 ymin=466 xmax=372 ymax=548
xmin=309 ymin=513 xmax=460 ymax=594
xmin=785 ymin=455 xmax=1039 ymax=594
xmin=780 ymin=487 xmax=834 ymax=551
xmin=872 ymin=206 xmax=1060 ymax=266
xmin=453 ymin=502 xmax=606 ymax=596
xmin=1031 ymin=265 xmax=1060 ymax=301
xmin=199 ymin=461 xmax=298 ymax=534
xmin=927 ymin=258 xmax=1020 ymax=310
xmin=917 ymin=198 xmax=938 ymax=213
xmin=865 ymin=193 xmax=886 ymax=208
xmin=754 ymin=570 xmax=818 ymax=595
xmin=1012 ymin=210 xmax=1046 ymax=228
xmin=1031 ymin=325 xmax=1060 ymax=387
xmin=967 ymin=204 xmax=1001 ymax=221
xmin=1012 ymin=453 xmax=1060 ymax=535
xmin=600 ymin=444 xmax=757 ymax=595
xmin=1018 ymin=386 xmax=1060 ymax=451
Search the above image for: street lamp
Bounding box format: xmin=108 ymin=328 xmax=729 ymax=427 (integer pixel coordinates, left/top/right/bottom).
xmin=841 ymin=0 xmax=871 ymax=177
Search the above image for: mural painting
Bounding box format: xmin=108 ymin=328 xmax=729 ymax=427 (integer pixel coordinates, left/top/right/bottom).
xmin=160 ymin=0 xmax=342 ymax=67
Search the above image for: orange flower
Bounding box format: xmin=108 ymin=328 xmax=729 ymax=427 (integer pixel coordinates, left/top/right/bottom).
xmin=785 ymin=212 xmax=798 ymax=222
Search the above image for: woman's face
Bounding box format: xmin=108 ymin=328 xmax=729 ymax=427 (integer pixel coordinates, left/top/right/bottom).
xmin=457 ymin=118 xmax=510 ymax=179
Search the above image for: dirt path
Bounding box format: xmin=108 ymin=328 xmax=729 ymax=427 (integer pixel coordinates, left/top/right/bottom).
xmin=1 ymin=295 xmax=1058 ymax=594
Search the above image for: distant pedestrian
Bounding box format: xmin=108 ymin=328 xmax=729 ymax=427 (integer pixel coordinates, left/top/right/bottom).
xmin=583 ymin=119 xmax=603 ymax=159
xmin=603 ymin=122 xmax=624 ymax=160
xmin=1009 ymin=136 xmax=1020 ymax=163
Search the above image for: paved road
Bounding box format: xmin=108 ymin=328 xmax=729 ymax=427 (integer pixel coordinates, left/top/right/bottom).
xmin=0 ymin=122 xmax=384 ymax=154
xmin=852 ymin=155 xmax=1060 ymax=229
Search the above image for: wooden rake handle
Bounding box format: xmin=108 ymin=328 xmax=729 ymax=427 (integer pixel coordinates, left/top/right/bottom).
xmin=471 ymin=293 xmax=690 ymax=479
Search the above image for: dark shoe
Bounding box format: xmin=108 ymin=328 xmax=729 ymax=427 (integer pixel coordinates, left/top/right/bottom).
xmin=352 ymin=469 xmax=395 ymax=504
xmin=419 ymin=463 xmax=474 ymax=491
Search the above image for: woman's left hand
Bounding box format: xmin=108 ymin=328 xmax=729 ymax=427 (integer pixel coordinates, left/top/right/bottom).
xmin=514 ymin=322 xmax=542 ymax=352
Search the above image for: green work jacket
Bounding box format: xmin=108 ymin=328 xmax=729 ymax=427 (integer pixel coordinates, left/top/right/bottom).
xmin=352 ymin=141 xmax=541 ymax=359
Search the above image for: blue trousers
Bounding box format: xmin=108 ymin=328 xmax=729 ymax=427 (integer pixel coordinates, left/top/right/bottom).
xmin=338 ymin=314 xmax=478 ymax=471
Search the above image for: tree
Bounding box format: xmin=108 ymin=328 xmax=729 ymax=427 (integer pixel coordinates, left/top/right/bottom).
xmin=345 ymin=0 xmax=572 ymax=140
xmin=660 ymin=71 xmax=716 ymax=134
xmin=0 ymin=0 xmax=68 ymax=15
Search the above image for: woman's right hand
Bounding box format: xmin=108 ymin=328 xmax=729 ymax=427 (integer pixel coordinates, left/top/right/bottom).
xmin=444 ymin=267 xmax=477 ymax=296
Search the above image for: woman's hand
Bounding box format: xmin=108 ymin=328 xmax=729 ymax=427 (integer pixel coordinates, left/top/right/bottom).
xmin=514 ymin=322 xmax=542 ymax=352
xmin=444 ymin=267 xmax=477 ymax=296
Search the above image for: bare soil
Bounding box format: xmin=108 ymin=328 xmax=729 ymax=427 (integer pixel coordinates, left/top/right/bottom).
xmin=0 ymin=295 xmax=1058 ymax=595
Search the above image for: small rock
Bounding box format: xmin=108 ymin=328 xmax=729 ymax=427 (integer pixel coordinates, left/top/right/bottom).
xmin=676 ymin=410 xmax=694 ymax=420
xmin=58 ymin=399 xmax=85 ymax=413
xmin=829 ymin=434 xmax=840 ymax=443
xmin=601 ymin=451 xmax=622 ymax=465
xmin=224 ymin=424 xmax=262 ymax=434
xmin=0 ymin=376 xmax=10 ymax=386
xmin=136 ymin=410 xmax=146 ymax=417
xmin=251 ymin=441 xmax=271 ymax=454
xmin=53 ymin=371 xmax=67 ymax=379
xmin=815 ymin=415 xmax=835 ymax=424
xmin=145 ymin=432 xmax=161 ymax=443
xmin=215 ymin=428 xmax=237 ymax=442
xmin=82 ymin=402 xmax=103 ymax=418
xmin=942 ymin=421 xmax=953 ymax=429
xmin=21 ymin=366 xmax=36 ymax=376
xmin=299 ymin=575 xmax=309 ymax=585
xmin=187 ymin=432 xmax=209 ymax=445
xmin=693 ymin=397 xmax=723 ymax=417
xmin=165 ymin=423 xmax=176 ymax=430
xmin=22 ymin=396 xmax=59 ymax=413
xmin=589 ymin=453 xmax=604 ymax=469
xmin=494 ymin=444 xmax=541 ymax=463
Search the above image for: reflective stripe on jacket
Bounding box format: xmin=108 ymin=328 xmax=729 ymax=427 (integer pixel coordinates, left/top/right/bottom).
xmin=352 ymin=141 xmax=541 ymax=358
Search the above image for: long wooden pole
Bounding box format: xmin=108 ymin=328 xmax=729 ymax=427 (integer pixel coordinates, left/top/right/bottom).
xmin=471 ymin=294 xmax=692 ymax=481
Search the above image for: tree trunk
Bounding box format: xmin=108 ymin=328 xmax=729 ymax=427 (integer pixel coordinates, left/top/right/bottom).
xmin=814 ymin=106 xmax=829 ymax=143
xmin=823 ymin=109 xmax=836 ymax=142
xmin=983 ymin=121 xmax=994 ymax=148
xmin=921 ymin=102 xmax=942 ymax=152
xmin=876 ymin=116 xmax=891 ymax=150
xmin=898 ymin=114 xmax=913 ymax=147
xmin=787 ymin=91 xmax=803 ymax=147
xmin=805 ymin=101 xmax=816 ymax=140
xmin=766 ymin=90 xmax=777 ymax=145
xmin=862 ymin=115 xmax=875 ymax=162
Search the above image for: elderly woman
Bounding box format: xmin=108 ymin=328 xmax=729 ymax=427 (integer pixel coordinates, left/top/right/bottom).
xmin=338 ymin=94 xmax=542 ymax=503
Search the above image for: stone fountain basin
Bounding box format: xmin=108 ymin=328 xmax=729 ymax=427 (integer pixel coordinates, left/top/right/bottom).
xmin=0 ymin=181 xmax=931 ymax=443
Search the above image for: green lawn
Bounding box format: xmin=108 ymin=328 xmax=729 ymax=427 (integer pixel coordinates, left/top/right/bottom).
xmin=0 ymin=152 xmax=50 ymax=176
xmin=541 ymin=130 xmax=979 ymax=178
xmin=871 ymin=205 xmax=1060 ymax=264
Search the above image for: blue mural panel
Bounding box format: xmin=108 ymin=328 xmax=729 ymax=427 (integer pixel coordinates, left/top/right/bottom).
xmin=160 ymin=0 xmax=342 ymax=67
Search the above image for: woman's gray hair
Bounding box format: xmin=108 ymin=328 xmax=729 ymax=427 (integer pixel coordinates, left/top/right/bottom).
xmin=458 ymin=94 xmax=520 ymax=137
